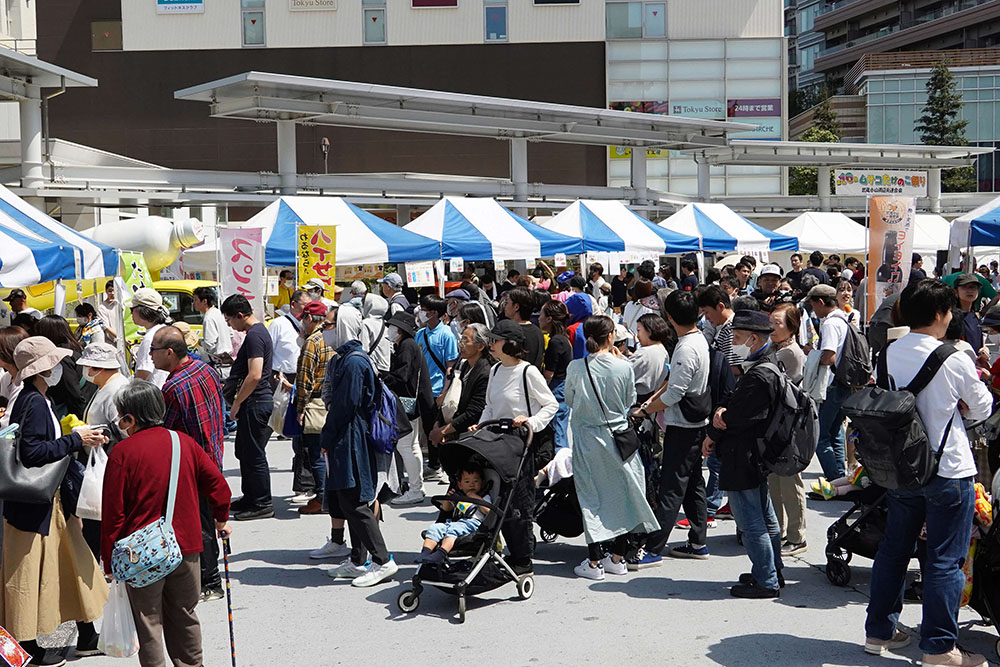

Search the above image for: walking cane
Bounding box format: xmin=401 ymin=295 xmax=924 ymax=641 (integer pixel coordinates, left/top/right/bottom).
xmin=221 ymin=536 xmax=237 ymax=667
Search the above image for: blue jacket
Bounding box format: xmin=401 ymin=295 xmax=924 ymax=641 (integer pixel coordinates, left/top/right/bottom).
xmin=2 ymin=383 xmax=84 ymax=535
xmin=322 ymin=340 xmax=378 ymax=503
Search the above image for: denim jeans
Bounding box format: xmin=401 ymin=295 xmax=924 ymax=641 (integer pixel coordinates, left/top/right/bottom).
xmin=301 ymin=433 xmax=326 ymax=500
xmin=705 ymin=451 xmax=725 ymax=515
xmin=549 ymin=379 xmax=570 ymax=450
xmin=234 ymin=399 xmax=273 ymax=507
xmin=816 ymin=382 xmax=850 ymax=480
xmin=728 ymin=482 xmax=783 ymax=590
xmin=425 ymin=518 xmax=480 ymax=542
xmin=866 ymin=475 xmax=975 ymax=655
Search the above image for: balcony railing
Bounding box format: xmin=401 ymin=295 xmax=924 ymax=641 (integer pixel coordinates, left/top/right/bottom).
xmin=820 ymin=25 xmax=898 ymax=56
xmin=0 ymin=38 xmax=36 ymax=56
xmin=844 ymin=47 xmax=1000 ymax=92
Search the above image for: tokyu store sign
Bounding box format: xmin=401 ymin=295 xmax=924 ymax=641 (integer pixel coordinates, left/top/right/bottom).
xmin=835 ymin=170 xmax=928 ymax=197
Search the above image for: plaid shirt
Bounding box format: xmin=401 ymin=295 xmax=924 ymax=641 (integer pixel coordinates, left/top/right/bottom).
xmin=296 ymin=328 xmax=335 ymax=414
xmin=162 ymin=357 xmax=225 ymax=470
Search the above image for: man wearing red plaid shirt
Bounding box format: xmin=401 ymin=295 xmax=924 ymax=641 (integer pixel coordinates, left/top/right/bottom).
xmin=154 ymin=325 xmax=227 ymax=602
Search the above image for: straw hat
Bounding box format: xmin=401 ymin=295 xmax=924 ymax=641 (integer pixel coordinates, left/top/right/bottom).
xmin=77 ymin=342 xmax=120 ymax=369
xmin=14 ymin=336 xmax=71 ymax=378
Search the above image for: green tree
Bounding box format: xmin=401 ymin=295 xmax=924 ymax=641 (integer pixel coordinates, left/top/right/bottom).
xmin=812 ymin=96 xmax=841 ymax=138
xmin=789 ymin=127 xmax=839 ymax=195
xmin=916 ymin=61 xmax=977 ymax=192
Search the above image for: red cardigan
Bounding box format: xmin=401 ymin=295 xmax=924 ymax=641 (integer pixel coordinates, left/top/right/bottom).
xmin=101 ymin=426 xmax=231 ymax=574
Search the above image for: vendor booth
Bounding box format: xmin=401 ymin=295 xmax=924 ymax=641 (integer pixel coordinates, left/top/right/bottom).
xmin=774 ymin=212 xmax=867 ymax=254
xmin=658 ymin=203 xmax=798 ymax=253
xmin=542 ymin=199 xmax=700 ymax=256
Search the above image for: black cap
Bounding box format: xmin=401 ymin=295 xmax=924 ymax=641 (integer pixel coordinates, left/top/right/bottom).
xmin=488 ymin=319 xmax=526 ymax=346
xmin=732 ymin=309 xmax=774 ymax=333
xmin=385 ymin=310 xmax=416 ymax=338
xmin=983 ymin=305 xmax=1000 ymax=330
xmin=3 ymin=288 xmax=25 ymax=302
xmin=954 ymin=273 xmax=981 ymax=288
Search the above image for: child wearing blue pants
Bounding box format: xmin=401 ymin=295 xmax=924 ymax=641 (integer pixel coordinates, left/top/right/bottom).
xmin=416 ymin=463 xmax=491 ymax=564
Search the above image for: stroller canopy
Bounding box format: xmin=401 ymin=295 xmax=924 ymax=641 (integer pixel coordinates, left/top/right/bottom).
xmin=444 ymin=428 xmax=527 ymax=483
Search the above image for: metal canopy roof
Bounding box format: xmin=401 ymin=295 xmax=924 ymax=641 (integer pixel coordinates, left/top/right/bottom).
xmin=174 ymin=71 xmax=755 ymax=149
xmin=683 ymin=140 xmax=993 ymax=168
xmin=0 ymin=47 xmax=97 ymax=96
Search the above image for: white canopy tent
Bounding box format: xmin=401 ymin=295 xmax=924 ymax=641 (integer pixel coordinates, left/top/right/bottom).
xmin=774 ymin=212 xmax=867 ymax=253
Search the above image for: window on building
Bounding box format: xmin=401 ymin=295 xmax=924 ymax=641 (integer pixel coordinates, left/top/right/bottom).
xmin=363 ymin=0 xmax=386 ymax=44
xmin=91 ymin=20 xmax=123 ymax=51
xmin=412 ymin=0 xmax=457 ymax=6
xmin=241 ymin=0 xmax=265 ymax=47
xmin=607 ymin=2 xmax=665 ymax=39
xmin=534 ymin=0 xmax=580 ymax=4
xmin=485 ymin=3 xmax=508 ymax=42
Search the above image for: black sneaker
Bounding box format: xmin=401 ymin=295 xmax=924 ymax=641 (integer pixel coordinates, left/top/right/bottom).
xmin=229 ymin=497 xmax=253 ymax=513
xmin=200 ymin=585 xmax=225 ymax=602
xmin=234 ymin=505 xmax=275 ymax=521
xmin=781 ymin=541 xmax=808 ymax=556
xmin=511 ymin=561 xmax=534 ymax=576
xmin=739 ymin=571 xmax=785 ymax=588
xmin=731 ymin=580 xmax=780 ymax=599
xmin=27 ymin=650 xmax=66 ymax=666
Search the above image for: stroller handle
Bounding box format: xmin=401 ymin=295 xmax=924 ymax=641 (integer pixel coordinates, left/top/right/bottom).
xmin=430 ymin=494 xmax=500 ymax=514
xmin=476 ymin=419 xmax=534 ymax=447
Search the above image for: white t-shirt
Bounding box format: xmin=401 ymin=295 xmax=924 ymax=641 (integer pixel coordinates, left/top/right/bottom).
xmin=97 ymin=297 xmax=121 ymax=340
xmin=136 ymin=323 xmax=169 ymax=388
xmin=882 ymin=333 xmax=992 ymax=478
xmin=269 ymin=313 xmax=302 ymax=374
xmin=819 ymin=309 xmax=850 ymax=386
xmin=201 ymin=306 xmax=233 ymax=357
xmin=479 ymin=361 xmax=558 ymax=434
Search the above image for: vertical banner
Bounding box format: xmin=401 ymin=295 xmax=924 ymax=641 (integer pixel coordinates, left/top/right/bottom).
xmin=296 ymin=225 xmax=337 ymax=293
xmin=120 ymin=251 xmax=154 ymax=342
xmin=866 ymin=196 xmax=916 ymax=317
xmin=221 ymin=227 xmax=265 ymax=320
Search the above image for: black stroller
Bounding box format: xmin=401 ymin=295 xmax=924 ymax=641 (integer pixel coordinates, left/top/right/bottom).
xmin=535 ymin=476 xmax=583 ymax=544
xmin=825 ymin=484 xmax=889 ymax=586
xmin=396 ymin=420 xmax=535 ymax=623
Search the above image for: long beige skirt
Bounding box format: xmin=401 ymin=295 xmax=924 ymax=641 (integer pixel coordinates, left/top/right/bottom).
xmin=0 ymin=494 xmax=109 ymax=641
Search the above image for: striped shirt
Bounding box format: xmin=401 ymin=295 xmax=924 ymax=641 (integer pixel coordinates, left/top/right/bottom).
xmin=295 ymin=328 xmax=335 ymax=414
xmin=162 ymin=357 xmax=225 ymax=470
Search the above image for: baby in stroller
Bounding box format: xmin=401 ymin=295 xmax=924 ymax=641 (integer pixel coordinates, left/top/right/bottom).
xmin=416 ymin=462 xmax=493 ymax=565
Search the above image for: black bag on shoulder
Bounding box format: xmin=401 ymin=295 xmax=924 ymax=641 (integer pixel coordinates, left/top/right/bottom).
xmin=841 ymin=342 xmax=958 ymax=491
xmin=678 ymin=346 xmax=732 ymax=422
xmin=584 ymin=357 xmax=639 ymax=461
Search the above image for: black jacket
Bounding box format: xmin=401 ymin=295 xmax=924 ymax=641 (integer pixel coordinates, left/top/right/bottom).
xmin=383 ymin=336 xmax=434 ymax=429
xmin=707 ymin=347 xmax=779 ymax=492
xmin=447 ymin=356 xmax=492 ymax=435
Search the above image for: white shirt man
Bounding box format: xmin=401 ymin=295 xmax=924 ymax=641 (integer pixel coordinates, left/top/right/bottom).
xmin=97 ymin=281 xmax=121 ymax=341
xmin=270 ymin=292 xmax=308 ymax=375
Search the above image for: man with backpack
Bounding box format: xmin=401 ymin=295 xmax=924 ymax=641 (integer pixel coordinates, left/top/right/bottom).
xmin=703 ymin=310 xmax=787 ymax=598
xmin=863 ymin=279 xmax=992 ymax=666
xmin=378 ymin=272 xmax=411 ymax=316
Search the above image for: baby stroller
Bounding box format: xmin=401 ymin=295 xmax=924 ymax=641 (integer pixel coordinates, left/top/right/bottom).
xmin=396 ymin=420 xmax=536 ymax=623
xmin=536 ymin=476 xmax=584 ymax=544
xmin=825 ymin=484 xmax=889 ymax=586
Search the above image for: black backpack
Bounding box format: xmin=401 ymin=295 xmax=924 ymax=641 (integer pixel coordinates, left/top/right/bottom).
xmin=753 ymin=362 xmax=818 ymax=476
xmin=841 ymin=342 xmax=959 ymax=491
xmin=833 ymin=320 xmax=873 ymax=389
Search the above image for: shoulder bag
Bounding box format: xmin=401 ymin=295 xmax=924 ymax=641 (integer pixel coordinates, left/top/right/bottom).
xmin=0 ymin=423 xmax=72 ymax=504
xmin=440 ymin=361 xmax=464 ymax=423
xmin=111 ymin=430 xmax=184 ymax=588
xmin=584 ymin=356 xmax=640 ymax=461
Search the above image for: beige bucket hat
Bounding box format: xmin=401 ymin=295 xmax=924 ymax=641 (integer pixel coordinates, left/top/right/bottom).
xmin=14 ymin=336 xmax=71 ymax=378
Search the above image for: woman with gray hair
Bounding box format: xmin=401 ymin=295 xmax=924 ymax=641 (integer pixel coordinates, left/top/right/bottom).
xmin=101 ymin=380 xmax=232 ymax=667
xmin=428 ymin=322 xmax=493 ymax=447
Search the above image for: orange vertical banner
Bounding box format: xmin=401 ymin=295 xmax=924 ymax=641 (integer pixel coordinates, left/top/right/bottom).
xmin=867 ymin=196 xmax=916 ymax=318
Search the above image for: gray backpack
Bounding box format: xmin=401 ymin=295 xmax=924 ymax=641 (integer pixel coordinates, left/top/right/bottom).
xmin=754 ymin=362 xmax=819 ymax=476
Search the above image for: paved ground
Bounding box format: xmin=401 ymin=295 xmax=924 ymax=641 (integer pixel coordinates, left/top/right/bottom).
xmin=39 ymin=436 xmax=1000 ymax=666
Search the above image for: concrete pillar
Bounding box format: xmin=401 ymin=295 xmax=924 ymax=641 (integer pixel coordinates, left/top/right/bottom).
xmin=696 ymin=160 xmax=711 ymax=201
xmin=928 ymin=168 xmax=942 ymax=214
xmin=395 ymin=204 xmax=411 ymax=226
xmin=630 ymin=149 xmax=648 ymax=206
xmin=818 ymin=166 xmax=832 ymax=211
xmin=276 ymin=118 xmax=297 ymax=196
xmin=19 ymin=84 xmax=42 ymax=189
xmin=510 ymin=137 xmax=528 ymax=218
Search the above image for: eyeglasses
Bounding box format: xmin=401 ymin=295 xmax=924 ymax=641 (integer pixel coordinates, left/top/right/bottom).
xmin=149 ymin=346 xmax=169 ymax=352
xmin=320 ymin=322 xmax=335 ymax=331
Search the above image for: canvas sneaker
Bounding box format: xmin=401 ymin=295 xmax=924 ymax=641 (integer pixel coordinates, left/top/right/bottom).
xmin=667 ymin=543 xmax=710 ymax=560
xmin=329 ymin=560 xmax=370 ymax=579
xmin=626 ymin=549 xmax=663 ymax=571
xmin=289 ymin=492 xmax=316 ymax=505
xmin=573 ymin=558 xmax=604 ymax=580
xmin=199 ymin=586 xmax=225 ymax=602
xmin=310 ymin=538 xmax=351 ymax=560
xmin=390 ymin=489 xmax=426 ymax=506
xmin=781 ymin=541 xmax=808 ymax=556
xmin=921 ymin=648 xmax=988 ymax=666
xmin=600 ymin=554 xmax=628 ymax=575
xmin=714 ymin=504 xmax=733 ymax=519
xmin=676 ymin=517 xmax=717 ymax=529
xmin=351 ymin=557 xmax=398 ymax=587
xmin=864 ymin=630 xmax=911 ymax=656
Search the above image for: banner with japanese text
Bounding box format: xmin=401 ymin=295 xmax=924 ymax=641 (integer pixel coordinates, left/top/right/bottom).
xmin=221 ymin=227 xmax=265 ymax=320
xmin=120 ymin=251 xmax=153 ymax=342
xmin=866 ymin=196 xmax=916 ymax=317
xmin=297 ymin=225 xmax=337 ymax=293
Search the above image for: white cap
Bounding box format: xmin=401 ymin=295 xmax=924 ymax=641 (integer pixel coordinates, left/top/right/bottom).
xmin=760 ymin=264 xmax=782 ymax=277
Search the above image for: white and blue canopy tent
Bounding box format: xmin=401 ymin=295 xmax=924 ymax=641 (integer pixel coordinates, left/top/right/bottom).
xmin=403 ymin=197 xmax=582 ymax=260
xmin=0 ymin=183 xmax=117 ymax=286
xmin=541 ymin=199 xmax=700 ymax=256
xmin=658 ymin=203 xmax=798 ymax=254
xmin=246 ymin=196 xmax=442 ymax=266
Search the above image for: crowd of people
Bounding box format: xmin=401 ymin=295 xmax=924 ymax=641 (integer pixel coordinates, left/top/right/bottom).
xmin=0 ymin=248 xmax=998 ymax=667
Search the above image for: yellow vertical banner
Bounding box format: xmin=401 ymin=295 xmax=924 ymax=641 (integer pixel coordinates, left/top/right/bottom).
xmin=297 ymin=225 xmax=337 ymax=291
xmin=866 ymin=196 xmax=916 ymax=318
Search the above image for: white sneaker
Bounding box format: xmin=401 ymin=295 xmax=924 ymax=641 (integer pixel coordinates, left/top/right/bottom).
xmin=310 ymin=538 xmax=351 ymax=560
xmin=573 ymin=558 xmax=605 ymax=580
xmin=601 ymin=554 xmax=628 ymax=576
xmin=351 ymin=557 xmax=399 ymax=587
xmin=433 ymin=468 xmax=450 ymax=485
xmin=328 ymin=560 xmax=369 ymax=579
xmin=390 ymin=489 xmax=426 ymax=506
xmin=290 ymin=492 xmax=316 ymax=505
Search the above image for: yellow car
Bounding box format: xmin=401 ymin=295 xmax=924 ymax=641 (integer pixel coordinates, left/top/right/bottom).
xmin=150 ymin=279 xmax=218 ymax=335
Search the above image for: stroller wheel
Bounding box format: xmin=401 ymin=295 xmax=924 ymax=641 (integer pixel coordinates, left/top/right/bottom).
xmin=826 ymin=558 xmax=851 ymax=586
xmin=517 ymin=575 xmax=535 ymax=600
xmin=458 ymin=595 xmax=466 ymax=623
xmin=397 ymin=590 xmax=420 ymax=613
xmin=995 ymin=638 xmax=1000 ymax=657
xmin=540 ymin=530 xmax=557 ymax=544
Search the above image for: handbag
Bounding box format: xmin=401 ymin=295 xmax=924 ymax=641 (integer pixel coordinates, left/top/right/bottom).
xmin=398 ymin=357 xmax=421 ymax=420
xmin=0 ymin=423 xmax=72 ymax=504
xmin=222 ymin=374 xmax=242 ymax=408
xmin=440 ymin=362 xmax=464 ymax=423
xmin=111 ymin=430 xmax=183 ymax=588
xmin=584 ymin=356 xmax=640 ymax=461
xmin=302 ymin=397 xmax=328 ymax=435
xmin=678 ymin=389 xmax=713 ymax=423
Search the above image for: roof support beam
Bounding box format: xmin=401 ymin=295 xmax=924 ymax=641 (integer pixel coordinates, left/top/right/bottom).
xmin=818 ymin=166 xmax=831 ymax=212
xmin=631 ymin=149 xmax=647 ymax=206
xmin=510 ymin=137 xmax=528 ymax=219
xmin=19 ymin=84 xmax=41 ymax=189
xmin=697 ymin=160 xmax=711 ymax=203
xmin=276 ymin=118 xmax=297 ymax=196
xmin=928 ymin=168 xmax=942 ymax=214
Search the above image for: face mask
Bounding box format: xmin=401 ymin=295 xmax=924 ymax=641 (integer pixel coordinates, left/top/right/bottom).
xmin=415 ymin=310 xmax=430 ymax=327
xmin=83 ymin=367 xmax=102 ymax=384
xmin=387 ymin=326 xmax=401 ymax=343
xmin=322 ymin=328 xmax=338 ymax=348
xmin=285 ymin=280 xmax=295 ymax=289
xmin=731 ymin=342 xmax=752 ymax=364
xmin=76 ymin=318 xmax=87 ymax=327
xmin=43 ymin=364 xmax=63 ymax=387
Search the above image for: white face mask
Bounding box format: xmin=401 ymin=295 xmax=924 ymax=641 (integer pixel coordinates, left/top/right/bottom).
xmin=415 ymin=310 xmax=430 ymax=327
xmin=285 ymin=280 xmax=295 ymax=289
xmin=322 ymin=328 xmax=338 ymax=348
xmin=83 ymin=367 xmax=101 ymax=384
xmin=43 ymin=364 xmax=63 ymax=387
xmin=731 ymin=343 xmax=751 ymax=363
xmin=387 ymin=325 xmax=401 ymax=343
xmin=76 ymin=318 xmax=87 ymax=327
